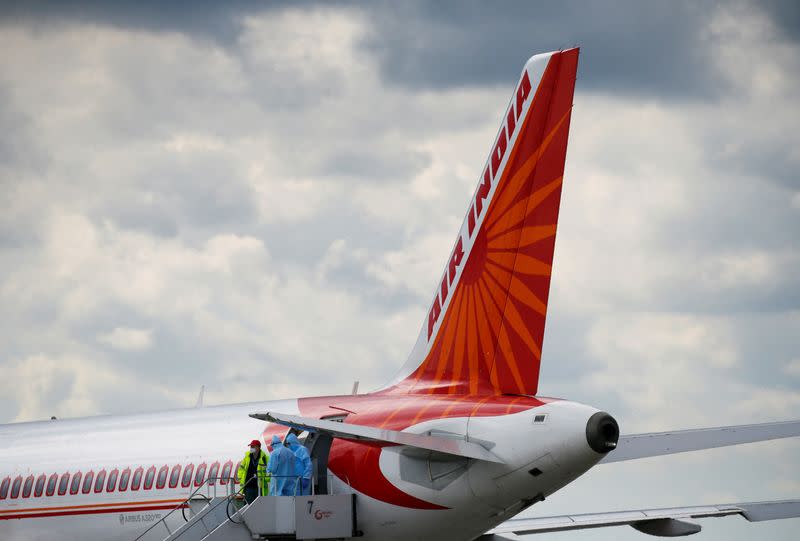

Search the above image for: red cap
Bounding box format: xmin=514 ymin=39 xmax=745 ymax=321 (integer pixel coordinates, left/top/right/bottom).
xmin=249 ymin=439 xmax=261 ymax=447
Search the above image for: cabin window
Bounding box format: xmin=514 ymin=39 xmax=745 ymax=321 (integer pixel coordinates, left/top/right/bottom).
xmin=82 ymin=472 xmax=94 ymax=494
xmin=194 ymin=463 xmax=207 ymax=487
xmin=143 ymin=466 xmax=156 ymax=490
xmin=168 ymin=465 xmax=181 ymax=489
xmin=57 ymin=473 xmax=70 ymax=496
xmin=132 ymin=467 xmax=144 ymax=491
xmin=70 ymin=472 xmax=82 ymax=495
xmin=207 ymin=462 xmax=220 ymax=485
xmin=119 ymin=468 xmax=131 ymax=491
xmin=94 ymin=470 xmax=106 ymax=493
xmin=234 ymin=462 xmax=241 ymax=484
xmin=22 ymin=475 xmax=34 ymax=498
xmin=34 ymin=475 xmax=46 ymax=497
xmin=220 ymin=461 xmax=233 ymax=485
xmin=181 ymin=464 xmax=194 ymax=488
xmin=0 ymin=477 xmax=9 ymax=499
xmin=11 ymin=476 xmax=21 ymax=498
xmin=156 ymin=465 xmax=168 ymax=489
xmin=46 ymin=473 xmax=58 ymax=496
xmin=106 ymin=469 xmax=119 ymax=492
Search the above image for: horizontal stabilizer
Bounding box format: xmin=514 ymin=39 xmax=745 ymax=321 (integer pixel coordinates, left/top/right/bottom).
xmin=249 ymin=411 xmax=504 ymax=463
xmin=600 ymin=419 xmax=800 ymax=464
xmin=484 ymin=499 xmax=800 ymax=537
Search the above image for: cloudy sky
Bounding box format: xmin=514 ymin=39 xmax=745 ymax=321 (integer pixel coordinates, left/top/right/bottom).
xmin=0 ymin=1 xmax=798 ymax=539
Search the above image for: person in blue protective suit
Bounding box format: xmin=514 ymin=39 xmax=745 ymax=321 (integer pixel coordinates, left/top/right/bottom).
xmin=267 ymin=435 xmax=298 ymax=496
xmin=286 ymin=433 xmax=313 ymax=495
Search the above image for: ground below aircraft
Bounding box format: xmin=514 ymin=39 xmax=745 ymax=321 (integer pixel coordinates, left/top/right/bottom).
xmin=1 ymin=48 xmax=798 ymax=541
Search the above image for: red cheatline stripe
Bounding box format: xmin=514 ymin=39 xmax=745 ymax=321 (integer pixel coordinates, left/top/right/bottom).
xmin=0 ymin=502 xmax=186 ymax=521
xmin=0 ymin=498 xmax=185 ymax=514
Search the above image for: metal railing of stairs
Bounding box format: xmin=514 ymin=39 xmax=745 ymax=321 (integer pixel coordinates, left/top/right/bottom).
xmin=133 ymin=475 xmax=254 ymax=541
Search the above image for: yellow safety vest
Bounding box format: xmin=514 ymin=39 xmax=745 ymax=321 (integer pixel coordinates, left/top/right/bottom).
xmin=237 ymin=450 xmax=270 ymax=496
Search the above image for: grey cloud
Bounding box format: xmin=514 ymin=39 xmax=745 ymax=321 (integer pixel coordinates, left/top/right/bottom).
xmin=4 ymin=0 xmax=797 ymax=101
xmin=645 ymin=207 xmax=800 ymax=314
xmin=248 ymin=203 xmax=425 ymax=315
xmin=137 ymin=154 xmax=259 ymax=229
xmin=105 ymin=203 xmax=180 ymax=238
xmin=359 ymin=1 xmax=726 ymax=98
xmin=361 ymin=0 xmax=800 ymax=100
xmin=116 ymin=327 xmax=250 ymax=388
xmin=0 ymin=0 xmax=748 ymax=102
xmin=725 ymin=312 xmax=800 ymax=390
xmin=760 ymin=0 xmax=800 ymax=41
xmin=1 ymin=1 xmax=689 ymax=98
xmin=0 ymin=0 xmax=351 ymax=54
xmin=678 ymin=192 xmax=792 ymax=261
xmin=0 ymin=0 xmax=257 ymax=45
xmin=538 ymin=307 xmax=593 ymax=387
xmin=80 ymin=149 xmax=260 ymax=236
xmin=256 ymin=200 xmax=403 ymax=262
xmin=710 ymin=142 xmax=800 ymax=192
xmin=0 ymin=86 xmax=48 ymax=176
xmin=24 ymin=367 xmax=77 ymax=417
xmin=316 ymin=146 xmax=431 ymax=183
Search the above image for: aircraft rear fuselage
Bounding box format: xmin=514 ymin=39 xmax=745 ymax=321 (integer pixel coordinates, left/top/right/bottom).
xmin=0 ymin=394 xmax=615 ymax=541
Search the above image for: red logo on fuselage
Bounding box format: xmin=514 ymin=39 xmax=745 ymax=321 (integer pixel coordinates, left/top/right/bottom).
xmin=426 ymin=70 xmax=532 ymax=340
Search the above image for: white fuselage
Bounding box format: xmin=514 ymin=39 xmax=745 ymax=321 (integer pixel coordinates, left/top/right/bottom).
xmin=0 ymin=398 xmax=606 ymax=541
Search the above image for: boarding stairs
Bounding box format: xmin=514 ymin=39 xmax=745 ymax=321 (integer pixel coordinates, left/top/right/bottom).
xmin=135 ymin=476 xmax=359 ymax=541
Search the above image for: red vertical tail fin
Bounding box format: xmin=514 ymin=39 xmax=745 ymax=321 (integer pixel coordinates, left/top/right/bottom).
xmin=384 ymin=49 xmax=579 ymax=396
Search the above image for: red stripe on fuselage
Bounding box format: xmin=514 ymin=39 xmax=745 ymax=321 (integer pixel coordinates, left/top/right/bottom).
xmin=0 ymin=497 xmax=185 ymax=515
xmin=0 ymin=502 xmax=186 ymax=520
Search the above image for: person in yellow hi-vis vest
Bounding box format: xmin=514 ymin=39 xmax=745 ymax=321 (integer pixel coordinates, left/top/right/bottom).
xmin=237 ymin=439 xmax=269 ymax=503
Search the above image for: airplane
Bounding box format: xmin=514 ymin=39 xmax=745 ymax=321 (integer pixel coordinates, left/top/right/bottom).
xmin=1 ymin=47 xmax=799 ymax=541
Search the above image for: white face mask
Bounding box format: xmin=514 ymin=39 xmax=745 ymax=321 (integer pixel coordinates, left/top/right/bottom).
xmin=250 ymin=447 xmax=258 ymax=454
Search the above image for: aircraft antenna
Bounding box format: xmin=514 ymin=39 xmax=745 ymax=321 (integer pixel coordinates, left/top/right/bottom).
xmin=195 ymin=385 xmax=205 ymax=408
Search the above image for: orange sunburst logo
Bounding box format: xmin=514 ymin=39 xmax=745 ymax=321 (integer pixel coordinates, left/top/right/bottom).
xmin=412 ymin=161 xmax=563 ymax=395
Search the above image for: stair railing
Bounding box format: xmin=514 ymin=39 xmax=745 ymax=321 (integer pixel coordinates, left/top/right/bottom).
xmin=132 ymin=475 xmax=240 ymax=541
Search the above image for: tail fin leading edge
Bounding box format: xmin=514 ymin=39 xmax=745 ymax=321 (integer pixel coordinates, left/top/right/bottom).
xmin=385 ymin=49 xmax=579 ymax=396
